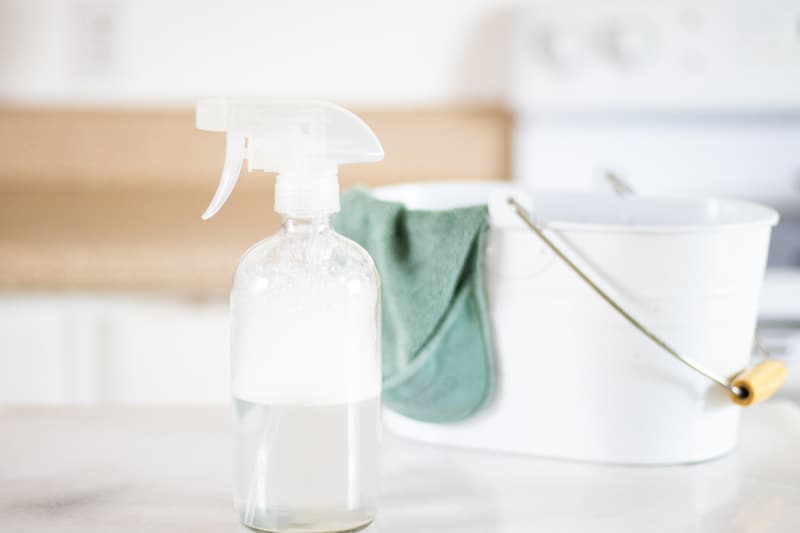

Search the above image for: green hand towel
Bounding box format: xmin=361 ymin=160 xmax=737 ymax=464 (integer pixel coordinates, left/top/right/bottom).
xmin=334 ymin=187 xmax=495 ymax=422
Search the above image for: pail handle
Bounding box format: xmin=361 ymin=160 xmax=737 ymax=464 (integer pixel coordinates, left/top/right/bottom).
xmin=507 ymin=197 xmax=786 ymax=407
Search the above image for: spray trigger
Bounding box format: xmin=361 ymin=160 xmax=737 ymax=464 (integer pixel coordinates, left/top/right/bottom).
xmin=198 ymin=99 xmax=383 ymax=218
xmin=202 ymin=133 xmax=246 ymax=220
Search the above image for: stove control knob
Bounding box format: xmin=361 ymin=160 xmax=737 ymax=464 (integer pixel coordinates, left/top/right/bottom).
xmin=535 ymin=28 xmax=588 ymax=71
xmin=605 ymin=19 xmax=657 ymax=67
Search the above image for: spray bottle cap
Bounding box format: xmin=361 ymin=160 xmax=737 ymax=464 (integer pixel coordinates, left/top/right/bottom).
xmin=197 ymin=99 xmax=384 ymax=219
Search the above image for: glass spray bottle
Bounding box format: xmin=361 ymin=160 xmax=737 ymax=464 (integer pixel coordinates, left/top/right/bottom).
xmin=198 ymin=99 xmax=383 ymax=533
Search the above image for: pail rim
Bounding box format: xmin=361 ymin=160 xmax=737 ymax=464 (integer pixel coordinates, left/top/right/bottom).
xmin=373 ymin=181 xmax=780 ymax=234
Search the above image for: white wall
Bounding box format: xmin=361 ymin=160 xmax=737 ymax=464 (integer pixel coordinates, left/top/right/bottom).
xmin=0 ymin=0 xmax=524 ymax=107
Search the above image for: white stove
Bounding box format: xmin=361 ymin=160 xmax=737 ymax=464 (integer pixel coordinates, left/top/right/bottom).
xmin=509 ymin=0 xmax=800 ymax=399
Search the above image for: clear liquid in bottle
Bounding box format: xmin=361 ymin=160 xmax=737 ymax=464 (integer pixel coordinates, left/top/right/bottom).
xmin=233 ymin=395 xmax=380 ymax=533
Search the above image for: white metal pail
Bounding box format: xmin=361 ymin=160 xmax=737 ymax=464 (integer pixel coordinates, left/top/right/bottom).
xmin=376 ymin=181 xmax=779 ymax=464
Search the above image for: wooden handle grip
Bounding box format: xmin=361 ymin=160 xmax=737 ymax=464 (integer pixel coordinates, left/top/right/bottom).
xmin=729 ymin=359 xmax=787 ymax=406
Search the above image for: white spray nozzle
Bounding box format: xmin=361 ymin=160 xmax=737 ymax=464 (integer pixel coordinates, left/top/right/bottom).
xmin=197 ymin=99 xmax=384 ymax=219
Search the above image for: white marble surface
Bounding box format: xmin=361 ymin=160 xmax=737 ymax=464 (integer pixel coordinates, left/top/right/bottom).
xmin=1 ymin=402 xmax=800 ymax=533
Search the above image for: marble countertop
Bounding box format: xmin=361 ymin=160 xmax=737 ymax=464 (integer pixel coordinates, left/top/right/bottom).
xmin=1 ymin=402 xmax=799 ymax=533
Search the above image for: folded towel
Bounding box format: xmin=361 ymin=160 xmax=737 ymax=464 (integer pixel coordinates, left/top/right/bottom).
xmin=334 ymin=187 xmax=495 ymax=422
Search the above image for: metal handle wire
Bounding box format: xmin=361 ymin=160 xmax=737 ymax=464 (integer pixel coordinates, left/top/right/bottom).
xmin=507 ymin=196 xmax=748 ymax=399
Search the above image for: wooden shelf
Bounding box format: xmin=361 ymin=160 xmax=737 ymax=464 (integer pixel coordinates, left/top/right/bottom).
xmin=0 ymin=108 xmax=510 ymax=293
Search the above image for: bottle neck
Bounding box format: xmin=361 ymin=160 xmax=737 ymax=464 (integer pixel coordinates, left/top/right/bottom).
xmin=280 ymin=215 xmax=331 ymax=234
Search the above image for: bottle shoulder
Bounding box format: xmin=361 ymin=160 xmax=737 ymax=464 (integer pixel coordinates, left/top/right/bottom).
xmin=234 ymin=229 xmax=378 ymax=291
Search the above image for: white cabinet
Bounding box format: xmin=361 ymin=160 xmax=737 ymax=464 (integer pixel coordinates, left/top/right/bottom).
xmin=0 ymin=296 xmax=75 ymax=403
xmin=99 ymin=299 xmax=229 ymax=404
xmin=0 ymin=293 xmax=230 ymax=405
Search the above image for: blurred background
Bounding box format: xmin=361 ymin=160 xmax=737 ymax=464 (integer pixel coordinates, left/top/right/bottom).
xmin=1 ymin=0 xmax=798 ymax=405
